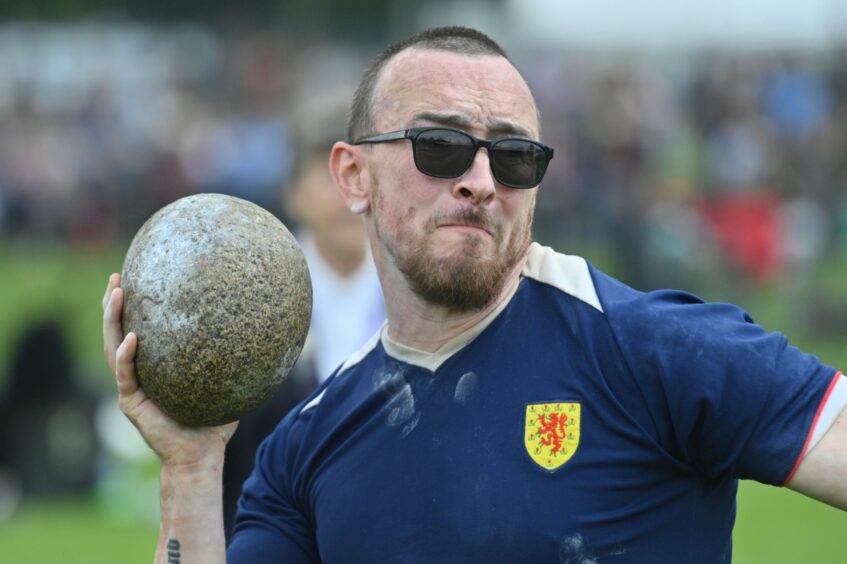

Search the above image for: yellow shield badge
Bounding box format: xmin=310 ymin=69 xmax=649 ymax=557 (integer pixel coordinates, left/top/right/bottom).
xmin=525 ymin=402 xmax=581 ymax=471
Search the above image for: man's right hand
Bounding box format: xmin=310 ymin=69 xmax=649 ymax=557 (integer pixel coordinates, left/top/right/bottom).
xmin=101 ymin=273 xmax=238 ymax=469
xmin=103 ymin=273 xmax=234 ymax=564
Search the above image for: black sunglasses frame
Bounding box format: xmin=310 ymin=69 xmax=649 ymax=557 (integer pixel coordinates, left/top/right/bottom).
xmin=354 ymin=127 xmax=554 ymax=189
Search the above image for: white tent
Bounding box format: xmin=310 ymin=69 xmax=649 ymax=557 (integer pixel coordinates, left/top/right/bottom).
xmin=417 ymin=0 xmax=847 ymax=52
xmin=508 ymin=0 xmax=847 ymax=51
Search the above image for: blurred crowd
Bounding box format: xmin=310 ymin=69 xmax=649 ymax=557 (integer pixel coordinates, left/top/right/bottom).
xmin=521 ymin=48 xmax=847 ymax=292
xmin=0 ymin=24 xmax=307 ymax=245
xmin=2 ymin=24 xmax=847 ymax=293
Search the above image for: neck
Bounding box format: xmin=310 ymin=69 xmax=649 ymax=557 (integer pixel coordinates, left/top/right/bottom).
xmin=381 ymin=254 xmax=527 ymax=353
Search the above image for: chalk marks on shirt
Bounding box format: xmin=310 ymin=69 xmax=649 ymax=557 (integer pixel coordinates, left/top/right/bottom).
xmin=373 ymin=365 xmax=479 ymax=438
xmin=373 ymin=365 xmax=420 ymax=438
xmin=453 ymin=371 xmax=477 ymax=405
xmin=432 ymin=432 xmax=442 ymax=449
xmin=558 ymin=533 xmax=625 ymax=564
xmin=559 ymin=533 xmax=597 ymax=564
xmin=400 ymin=412 xmax=421 ymax=438
xmin=385 ymin=380 xmax=415 ymax=426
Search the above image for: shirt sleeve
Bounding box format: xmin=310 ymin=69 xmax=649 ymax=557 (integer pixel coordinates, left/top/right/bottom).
xmin=227 ymin=407 xmax=320 ymax=563
xmin=602 ymin=286 xmax=840 ymax=485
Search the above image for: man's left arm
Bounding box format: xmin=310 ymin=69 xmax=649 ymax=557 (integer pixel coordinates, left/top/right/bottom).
xmin=787 ymin=403 xmax=847 ymax=510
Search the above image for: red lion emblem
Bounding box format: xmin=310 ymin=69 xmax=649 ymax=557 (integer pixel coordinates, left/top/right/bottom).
xmin=536 ymin=413 xmax=569 ymax=455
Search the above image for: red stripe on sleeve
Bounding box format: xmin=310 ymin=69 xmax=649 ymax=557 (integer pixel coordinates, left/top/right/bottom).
xmin=782 ymin=370 xmax=843 ymax=486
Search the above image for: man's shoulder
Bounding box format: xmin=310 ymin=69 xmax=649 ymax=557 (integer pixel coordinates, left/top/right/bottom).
xmin=295 ymin=329 xmax=385 ymax=419
xmin=522 ymin=242 xmax=604 ymax=311
xmin=255 ymin=336 xmax=387 ymax=476
xmin=522 ymin=242 xmax=649 ymax=314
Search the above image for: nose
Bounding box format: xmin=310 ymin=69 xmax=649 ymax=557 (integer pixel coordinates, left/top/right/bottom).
xmin=452 ymin=148 xmax=496 ymax=205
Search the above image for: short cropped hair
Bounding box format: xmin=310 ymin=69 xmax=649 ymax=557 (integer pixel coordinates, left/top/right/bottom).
xmin=348 ymin=26 xmax=510 ymax=142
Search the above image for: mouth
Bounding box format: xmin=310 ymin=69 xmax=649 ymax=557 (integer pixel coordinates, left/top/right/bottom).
xmin=437 ymin=223 xmax=493 ymax=238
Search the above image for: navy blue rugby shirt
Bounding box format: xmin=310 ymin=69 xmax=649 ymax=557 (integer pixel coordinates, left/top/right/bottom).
xmin=229 ymin=243 xmax=843 ymax=563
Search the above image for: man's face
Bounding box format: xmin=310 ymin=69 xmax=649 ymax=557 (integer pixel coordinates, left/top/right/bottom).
xmin=362 ymin=48 xmax=540 ymax=313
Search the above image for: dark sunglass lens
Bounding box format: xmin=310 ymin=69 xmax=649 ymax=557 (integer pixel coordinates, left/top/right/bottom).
xmin=414 ymin=129 xmax=475 ymax=178
xmin=491 ymin=140 xmax=548 ymax=188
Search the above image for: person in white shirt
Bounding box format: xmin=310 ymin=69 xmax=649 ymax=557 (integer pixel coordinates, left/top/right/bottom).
xmin=221 ymin=91 xmax=385 ymax=540
xmin=286 ymin=92 xmax=386 ymax=381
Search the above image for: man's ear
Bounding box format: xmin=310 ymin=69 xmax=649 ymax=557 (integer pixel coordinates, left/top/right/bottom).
xmin=330 ymin=141 xmax=371 ymax=214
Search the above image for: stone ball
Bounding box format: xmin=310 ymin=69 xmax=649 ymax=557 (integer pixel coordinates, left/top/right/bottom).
xmin=121 ymin=193 xmax=312 ymax=427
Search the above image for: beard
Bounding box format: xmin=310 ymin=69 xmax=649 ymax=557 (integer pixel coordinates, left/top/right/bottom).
xmin=373 ymin=188 xmax=533 ymax=313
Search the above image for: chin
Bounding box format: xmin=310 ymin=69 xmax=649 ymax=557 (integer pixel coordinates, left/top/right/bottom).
xmin=434 ymin=233 xmax=495 ymax=260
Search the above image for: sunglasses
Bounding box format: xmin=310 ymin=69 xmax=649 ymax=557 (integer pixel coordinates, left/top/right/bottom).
xmin=354 ymin=127 xmax=554 ymax=189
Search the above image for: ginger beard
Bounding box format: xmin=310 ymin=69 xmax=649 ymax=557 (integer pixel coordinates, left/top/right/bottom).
xmin=372 ymin=183 xmax=534 ymax=313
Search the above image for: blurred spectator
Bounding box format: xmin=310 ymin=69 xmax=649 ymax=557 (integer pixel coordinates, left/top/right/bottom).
xmin=285 ymin=91 xmax=386 ymax=380
xmin=0 ymin=321 xmax=101 ymax=504
xmin=222 ymin=90 xmax=385 ymax=542
xmin=761 ymin=55 xmax=831 ymax=141
xmin=698 ymin=192 xmax=784 ymax=285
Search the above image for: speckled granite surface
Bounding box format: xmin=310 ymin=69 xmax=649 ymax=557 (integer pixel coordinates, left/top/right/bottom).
xmin=121 ymin=193 xmax=312 ymax=427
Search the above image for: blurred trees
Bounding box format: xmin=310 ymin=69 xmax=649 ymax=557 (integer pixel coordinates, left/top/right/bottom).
xmin=0 ymin=0 xmax=505 ymax=45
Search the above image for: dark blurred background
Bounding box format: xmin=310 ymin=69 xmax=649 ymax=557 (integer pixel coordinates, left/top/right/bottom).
xmin=0 ymin=1 xmax=846 ymax=562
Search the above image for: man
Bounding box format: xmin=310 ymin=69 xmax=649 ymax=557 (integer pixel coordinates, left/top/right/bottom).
xmin=103 ymin=26 xmax=846 ymax=563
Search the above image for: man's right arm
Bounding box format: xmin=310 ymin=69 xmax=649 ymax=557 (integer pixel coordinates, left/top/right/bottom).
xmin=103 ymin=274 xmax=236 ymax=564
xmin=155 ymin=459 xmax=227 ymax=564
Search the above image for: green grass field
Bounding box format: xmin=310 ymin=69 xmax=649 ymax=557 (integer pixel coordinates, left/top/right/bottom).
xmin=0 ymin=243 xmax=126 ymax=390
xmin=0 ymin=244 xmax=844 ymax=561
xmin=735 ymin=483 xmax=846 ymax=563
xmin=0 ymin=498 xmax=158 ymax=564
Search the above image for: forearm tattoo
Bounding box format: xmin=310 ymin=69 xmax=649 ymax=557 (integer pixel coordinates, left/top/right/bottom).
xmin=167 ymin=538 xmax=181 ymax=564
